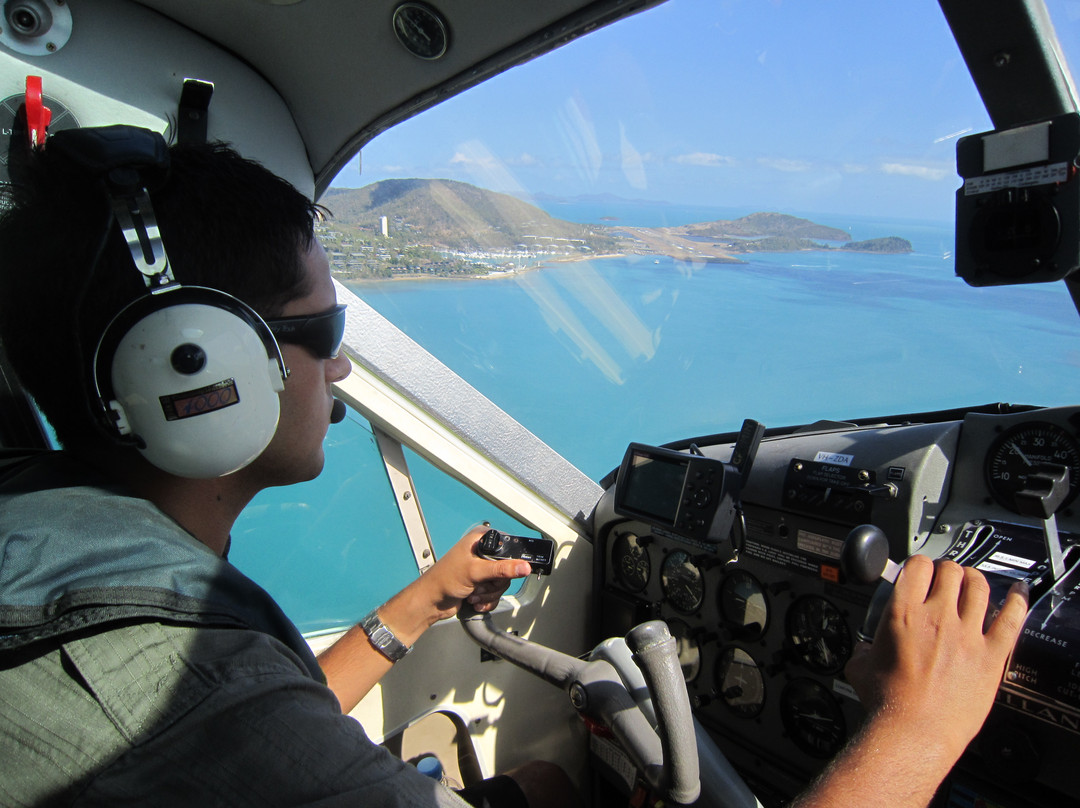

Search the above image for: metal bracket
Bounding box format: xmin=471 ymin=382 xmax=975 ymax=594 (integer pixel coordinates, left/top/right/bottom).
xmin=374 ymin=425 xmax=437 ymax=574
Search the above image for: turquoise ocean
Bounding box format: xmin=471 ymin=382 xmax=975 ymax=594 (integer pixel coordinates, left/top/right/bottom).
xmin=234 ymin=205 xmax=1080 ymax=632
xmin=348 ymin=204 xmax=1080 ymax=480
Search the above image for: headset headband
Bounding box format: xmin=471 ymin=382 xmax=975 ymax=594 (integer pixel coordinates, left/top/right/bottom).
xmin=51 ymin=126 xmax=173 ymax=287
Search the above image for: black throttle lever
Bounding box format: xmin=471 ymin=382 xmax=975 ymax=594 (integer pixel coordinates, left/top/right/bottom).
xmin=841 ymin=524 xmax=901 ymax=642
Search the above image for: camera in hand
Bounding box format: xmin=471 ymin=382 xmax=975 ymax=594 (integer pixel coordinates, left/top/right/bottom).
xmin=478 ymin=529 xmax=555 ymax=577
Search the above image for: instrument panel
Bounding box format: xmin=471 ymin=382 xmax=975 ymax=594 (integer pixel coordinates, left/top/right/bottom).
xmin=593 ymin=404 xmax=1080 ymax=808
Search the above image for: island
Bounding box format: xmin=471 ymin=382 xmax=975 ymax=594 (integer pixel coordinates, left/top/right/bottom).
xmin=319 ymin=179 xmax=912 ymax=281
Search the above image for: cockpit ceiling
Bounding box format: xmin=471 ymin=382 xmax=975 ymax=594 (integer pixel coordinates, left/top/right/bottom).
xmin=132 ymin=0 xmax=665 ymax=194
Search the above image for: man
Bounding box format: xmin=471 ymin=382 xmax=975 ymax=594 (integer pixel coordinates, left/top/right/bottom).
xmin=0 ymin=126 xmax=1026 ymax=808
xmin=0 ymin=126 xmax=559 ymax=807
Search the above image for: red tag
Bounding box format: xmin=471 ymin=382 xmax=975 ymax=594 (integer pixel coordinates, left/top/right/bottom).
xmin=24 ymin=76 xmax=52 ymax=148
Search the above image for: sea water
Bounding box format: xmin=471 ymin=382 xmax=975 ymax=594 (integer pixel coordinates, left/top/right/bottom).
xmin=234 ymin=209 xmax=1080 ymax=631
xmin=348 ymin=210 xmax=1080 ymax=480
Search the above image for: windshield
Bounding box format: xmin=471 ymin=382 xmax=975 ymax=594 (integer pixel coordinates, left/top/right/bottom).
xmin=326 ymin=0 xmax=1080 ymax=483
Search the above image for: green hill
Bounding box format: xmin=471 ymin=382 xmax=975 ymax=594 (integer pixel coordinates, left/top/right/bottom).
xmin=321 ymin=180 xmax=619 ymax=254
xmin=673 ymin=212 xmax=852 ymax=242
xmin=841 ymin=236 xmax=913 ymax=253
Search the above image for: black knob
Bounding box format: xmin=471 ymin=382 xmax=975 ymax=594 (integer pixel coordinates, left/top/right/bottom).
xmin=170 ymin=343 xmax=207 ymax=375
xmin=842 ymin=524 xmax=890 ymax=585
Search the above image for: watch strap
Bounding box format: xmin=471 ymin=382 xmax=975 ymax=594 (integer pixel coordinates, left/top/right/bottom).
xmin=360 ymin=609 xmax=413 ymax=662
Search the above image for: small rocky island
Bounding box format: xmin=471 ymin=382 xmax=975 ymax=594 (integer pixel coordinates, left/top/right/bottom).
xmin=621 ymin=211 xmax=913 ymax=263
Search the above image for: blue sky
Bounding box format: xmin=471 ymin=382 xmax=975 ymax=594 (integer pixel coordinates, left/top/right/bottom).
xmin=334 ymin=0 xmax=1080 ymax=222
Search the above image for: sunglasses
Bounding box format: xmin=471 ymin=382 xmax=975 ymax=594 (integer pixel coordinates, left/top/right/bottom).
xmin=266 ymin=303 xmax=347 ymax=359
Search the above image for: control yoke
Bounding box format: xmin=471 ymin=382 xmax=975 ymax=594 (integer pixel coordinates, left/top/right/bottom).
xmin=458 ymin=609 xmax=701 ymax=806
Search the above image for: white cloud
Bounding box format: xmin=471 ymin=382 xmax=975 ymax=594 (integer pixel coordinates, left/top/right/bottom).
xmin=448 ymin=141 xmax=530 ymax=197
xmin=673 ymin=152 xmax=736 ymax=167
xmin=449 ymin=150 xmax=498 ymax=169
xmin=757 ymin=157 xmax=812 ymax=173
xmin=880 ymin=162 xmax=951 ymax=181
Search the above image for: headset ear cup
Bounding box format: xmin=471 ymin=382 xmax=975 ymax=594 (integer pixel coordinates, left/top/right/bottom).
xmin=93 ymin=287 xmax=286 ymax=478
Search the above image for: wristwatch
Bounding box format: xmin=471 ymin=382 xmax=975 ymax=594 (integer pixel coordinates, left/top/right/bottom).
xmin=360 ymin=609 xmax=413 ymax=662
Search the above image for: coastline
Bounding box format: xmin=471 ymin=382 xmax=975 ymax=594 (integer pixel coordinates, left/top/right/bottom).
xmin=334 ymin=239 xmax=911 ymax=286
xmin=335 ymin=251 xmax=628 ymax=285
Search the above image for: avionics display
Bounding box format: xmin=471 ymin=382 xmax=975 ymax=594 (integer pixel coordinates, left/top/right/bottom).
xmin=614 ymin=443 xmax=728 ymax=542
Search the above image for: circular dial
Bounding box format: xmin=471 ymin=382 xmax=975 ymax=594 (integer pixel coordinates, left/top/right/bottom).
xmin=667 ymin=619 xmax=701 ymax=683
xmin=786 ymin=596 xmax=852 ymax=674
xmin=1 ymin=94 xmax=79 ymax=184
xmin=612 ymin=532 xmax=651 ymax=593
xmin=719 ymin=569 xmax=769 ymax=640
xmin=660 ymin=550 xmax=705 ymax=613
xmin=391 ymin=2 xmax=449 ymax=60
xmin=715 ymin=647 xmax=765 ymax=718
xmin=985 ymin=421 xmax=1080 ymax=513
xmin=780 ymin=678 xmax=847 ymax=758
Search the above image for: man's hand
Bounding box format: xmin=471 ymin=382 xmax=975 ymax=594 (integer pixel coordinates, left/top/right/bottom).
xmin=319 ymin=525 xmax=532 ymax=713
xmin=416 ymin=525 xmax=533 ymax=621
xmin=792 ymin=556 xmax=1027 ymax=808
xmin=845 ymin=555 xmax=1028 ymax=762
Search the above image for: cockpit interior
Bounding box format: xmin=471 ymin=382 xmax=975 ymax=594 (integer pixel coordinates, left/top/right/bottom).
xmin=2 ymin=1 xmax=1080 ymax=806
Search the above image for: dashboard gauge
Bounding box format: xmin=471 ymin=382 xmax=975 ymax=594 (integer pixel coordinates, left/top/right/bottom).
xmin=612 ymin=532 xmax=651 ymax=593
xmin=780 ymin=678 xmax=847 ymax=759
xmin=719 ymin=569 xmax=769 ymax=640
xmin=667 ymin=619 xmax=701 ymax=683
xmin=715 ymin=647 xmax=765 ymax=718
xmin=985 ymin=421 xmax=1080 ymax=513
xmin=786 ymin=596 xmax=852 ymax=674
xmin=660 ymin=549 xmax=705 ymax=613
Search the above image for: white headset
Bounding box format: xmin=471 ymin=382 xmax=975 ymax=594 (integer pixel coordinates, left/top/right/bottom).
xmin=55 ymin=126 xmax=288 ymax=478
xmin=92 ymin=283 xmax=287 ymax=479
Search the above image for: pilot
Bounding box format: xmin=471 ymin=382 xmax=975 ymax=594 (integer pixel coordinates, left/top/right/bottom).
xmin=0 ymin=126 xmax=1027 ymax=808
xmin=0 ymin=127 xmax=572 ymax=808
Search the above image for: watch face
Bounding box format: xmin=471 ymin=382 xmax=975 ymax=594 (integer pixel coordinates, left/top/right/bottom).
xmin=372 ymin=626 xmax=393 ymax=648
xmin=392 ymin=3 xmax=449 ymax=60
xmin=362 ymin=613 xmax=410 ymax=661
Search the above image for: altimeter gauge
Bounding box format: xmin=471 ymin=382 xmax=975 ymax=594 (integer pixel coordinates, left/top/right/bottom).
xmin=660 ymin=549 xmax=705 ymax=613
xmin=985 ymin=421 xmax=1080 ymax=514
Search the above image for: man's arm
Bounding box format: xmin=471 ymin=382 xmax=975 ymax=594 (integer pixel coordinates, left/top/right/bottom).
xmin=318 ymin=525 xmax=531 ymax=713
xmin=790 ymin=555 xmax=1028 ymax=808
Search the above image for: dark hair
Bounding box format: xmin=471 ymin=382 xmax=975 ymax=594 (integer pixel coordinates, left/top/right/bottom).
xmin=0 ymin=136 xmax=321 ymax=450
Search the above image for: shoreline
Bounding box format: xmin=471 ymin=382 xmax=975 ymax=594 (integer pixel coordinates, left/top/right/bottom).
xmin=335 ymin=251 xmax=627 ymax=285
xmin=334 ymin=241 xmax=911 ymax=286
